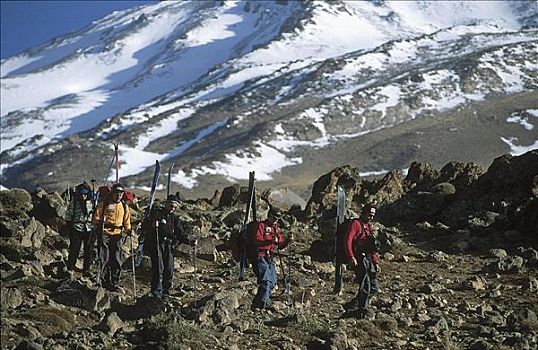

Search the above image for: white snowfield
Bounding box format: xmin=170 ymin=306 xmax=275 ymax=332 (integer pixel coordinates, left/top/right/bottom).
xmin=1 ymin=1 xmax=537 ymax=188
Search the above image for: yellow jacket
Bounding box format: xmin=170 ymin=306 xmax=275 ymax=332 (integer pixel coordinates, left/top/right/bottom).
xmin=93 ymin=201 xmax=131 ymax=236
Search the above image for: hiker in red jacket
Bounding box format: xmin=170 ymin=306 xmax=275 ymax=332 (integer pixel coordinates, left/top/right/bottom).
xmin=343 ymin=205 xmax=379 ymax=319
xmin=251 ymin=207 xmax=292 ymax=310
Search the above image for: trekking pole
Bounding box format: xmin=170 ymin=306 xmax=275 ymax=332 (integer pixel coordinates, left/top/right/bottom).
xmin=193 ymin=240 xmax=197 ymax=308
xmin=155 ymin=220 xmax=162 ymax=269
xmin=286 ymin=239 xmax=293 ymax=312
xmin=130 ymin=232 xmax=137 ymax=300
xmin=277 ymin=246 xmax=287 ymax=294
xmin=96 ymin=219 xmax=105 ymax=286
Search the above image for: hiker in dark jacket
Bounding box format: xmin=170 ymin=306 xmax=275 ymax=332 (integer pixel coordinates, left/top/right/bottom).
xmin=251 ymin=207 xmax=292 ymax=310
xmin=343 ymin=205 xmax=379 ymax=319
xmin=142 ymin=195 xmax=194 ymax=301
xmin=65 ymin=183 xmax=94 ymax=275
xmin=92 ymin=183 xmax=132 ymax=291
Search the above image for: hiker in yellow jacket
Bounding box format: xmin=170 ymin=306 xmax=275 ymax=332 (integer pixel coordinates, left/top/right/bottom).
xmin=93 ymin=183 xmax=132 ymax=291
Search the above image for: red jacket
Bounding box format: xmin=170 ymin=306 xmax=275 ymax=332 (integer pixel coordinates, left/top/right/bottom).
xmin=344 ymin=219 xmax=379 ymax=265
xmin=253 ymin=221 xmax=288 ymax=258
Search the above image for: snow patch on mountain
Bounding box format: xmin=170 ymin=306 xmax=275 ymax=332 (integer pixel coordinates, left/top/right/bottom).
xmin=172 ymin=141 xmax=302 ymax=188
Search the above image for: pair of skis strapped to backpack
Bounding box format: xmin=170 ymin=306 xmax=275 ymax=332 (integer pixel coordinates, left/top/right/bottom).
xmin=239 ymin=171 xmax=257 ymax=280
xmin=334 ymin=185 xmax=346 ymax=294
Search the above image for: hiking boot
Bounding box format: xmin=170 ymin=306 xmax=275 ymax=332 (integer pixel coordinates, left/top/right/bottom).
xmin=341 ymin=308 xmax=360 ymax=319
xmin=108 ymin=285 xmax=122 ymax=293
xmin=263 ymin=304 xmax=277 ymax=312
xmin=362 ymin=309 xmax=375 ymax=320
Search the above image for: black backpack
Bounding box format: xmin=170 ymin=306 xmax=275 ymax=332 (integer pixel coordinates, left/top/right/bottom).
xmin=231 ymin=221 xmax=259 ymax=262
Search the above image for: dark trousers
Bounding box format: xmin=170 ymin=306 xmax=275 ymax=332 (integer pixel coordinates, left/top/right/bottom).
xmin=99 ymin=234 xmax=123 ymax=287
xmin=349 ymin=255 xmax=379 ymax=312
xmin=252 ymin=256 xmax=277 ymax=307
xmin=67 ymin=229 xmax=94 ymax=271
xmin=150 ymin=240 xmax=174 ymax=297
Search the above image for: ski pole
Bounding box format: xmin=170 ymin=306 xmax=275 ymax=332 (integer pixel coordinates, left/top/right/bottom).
xmin=276 ymin=246 xmax=288 ymax=295
xmin=130 ymin=233 xmax=136 ymax=300
xmin=286 ymin=239 xmax=293 ymax=311
xmin=155 ymin=220 xmax=161 ymax=268
xmin=96 ymin=219 xmax=105 ymax=287
xmin=193 ymin=239 xmax=197 ymax=308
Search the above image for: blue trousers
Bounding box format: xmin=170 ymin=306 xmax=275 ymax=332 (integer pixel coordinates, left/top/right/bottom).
xmin=252 ymin=256 xmax=277 ymax=307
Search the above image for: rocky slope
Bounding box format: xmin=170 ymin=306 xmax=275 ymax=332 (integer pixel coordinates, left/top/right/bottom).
xmin=1 ymin=150 xmax=537 ymax=349
xmin=1 ymin=1 xmax=537 ymax=198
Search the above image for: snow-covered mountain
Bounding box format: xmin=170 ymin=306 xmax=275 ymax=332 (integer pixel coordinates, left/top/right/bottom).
xmin=1 ymin=0 xmax=537 ymax=197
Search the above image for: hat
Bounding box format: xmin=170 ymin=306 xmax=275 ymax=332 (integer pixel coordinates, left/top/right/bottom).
xmin=77 ymin=187 xmax=90 ymax=195
xmin=361 ymin=205 xmax=376 ymax=215
xmin=166 ymin=194 xmax=180 ymax=205
xmin=112 ymin=183 xmax=125 ymax=193
xmin=268 ymin=206 xmax=282 ymax=219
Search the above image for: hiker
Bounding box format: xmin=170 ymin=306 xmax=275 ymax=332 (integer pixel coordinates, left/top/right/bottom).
xmin=142 ymin=194 xmax=195 ymax=301
xmin=65 ymin=182 xmax=94 ymax=276
xmin=343 ymin=205 xmax=380 ymax=319
xmin=92 ymin=183 xmax=132 ymax=291
xmin=251 ymin=206 xmax=293 ymax=310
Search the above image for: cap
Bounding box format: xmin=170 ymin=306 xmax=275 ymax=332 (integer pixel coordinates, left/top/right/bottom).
xmin=268 ymin=206 xmax=282 ymax=219
xmin=166 ymin=194 xmax=180 ymax=205
xmin=361 ymin=205 xmax=376 ymax=216
xmin=112 ymin=183 xmax=125 ymax=193
xmin=77 ymin=187 xmax=90 ymax=195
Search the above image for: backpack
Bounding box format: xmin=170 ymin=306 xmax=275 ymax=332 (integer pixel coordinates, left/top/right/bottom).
xmin=336 ymin=218 xmax=379 ymax=263
xmin=97 ymin=185 xmax=133 ymax=203
xmin=231 ymin=221 xmax=259 ymax=262
xmin=96 ymin=185 xmax=130 ymax=227
xmin=335 ymin=218 xmax=355 ymax=263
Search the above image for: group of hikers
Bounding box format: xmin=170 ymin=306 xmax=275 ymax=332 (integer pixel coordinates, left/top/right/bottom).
xmin=64 ymin=181 xmax=380 ymax=319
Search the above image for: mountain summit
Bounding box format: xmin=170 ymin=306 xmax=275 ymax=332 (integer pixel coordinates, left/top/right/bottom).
xmin=1 ymin=0 xmax=537 ymax=197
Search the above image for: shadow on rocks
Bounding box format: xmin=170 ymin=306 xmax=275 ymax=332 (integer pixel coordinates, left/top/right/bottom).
xmin=112 ymin=295 xmax=166 ymax=321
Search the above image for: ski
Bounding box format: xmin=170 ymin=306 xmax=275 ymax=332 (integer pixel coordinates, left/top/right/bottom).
xmin=334 ymin=185 xmax=346 ymax=294
xmin=114 ymin=143 xmax=120 ymax=184
xmin=146 ymin=160 xmax=161 ymax=218
xmin=167 ymin=163 xmax=176 ymax=198
xmin=239 ymin=171 xmax=256 ymax=280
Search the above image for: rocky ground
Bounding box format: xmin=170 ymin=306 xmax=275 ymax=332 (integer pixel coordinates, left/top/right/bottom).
xmin=1 ymin=150 xmax=537 ymax=350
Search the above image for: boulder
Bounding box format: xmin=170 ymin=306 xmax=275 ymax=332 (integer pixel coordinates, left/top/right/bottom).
xmin=31 ymin=189 xmax=67 ymax=230
xmin=14 ymin=340 xmax=44 ymax=350
xmin=1 ymin=287 xmax=23 ymax=309
xmin=405 ymin=162 xmax=439 ymax=191
xmin=438 ymin=161 xmax=483 ymax=192
xmin=198 ymin=288 xmax=246 ymax=326
xmin=176 ymin=237 xmax=218 ymax=262
xmin=304 ymin=165 xmax=365 ymax=219
xmin=263 ymin=188 xmax=307 ymax=210
xmin=0 ymin=188 xmax=33 ymax=213
xmin=218 ymin=184 xmax=242 ymax=208
xmin=53 ymin=279 xmax=110 ymax=312
xmin=98 ymin=312 xmax=123 ymax=337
